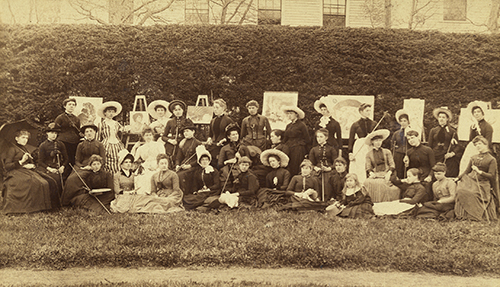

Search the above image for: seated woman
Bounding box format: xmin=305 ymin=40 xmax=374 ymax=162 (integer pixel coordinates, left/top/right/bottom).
xmin=308 ymin=128 xmax=337 ymax=202
xmin=279 ymin=159 xmax=328 ymax=211
xmin=216 ymin=156 xmax=259 ymax=209
xmin=330 ymin=157 xmax=348 ymax=202
xmin=269 ymin=129 xmax=290 ymax=156
xmin=2 ymin=130 xmax=58 ymax=214
xmin=363 ymin=129 xmax=400 ymax=203
xmin=256 ymin=149 xmax=291 ymax=208
xmin=454 ymin=136 xmax=498 ymax=222
xmin=62 ymin=124 xmax=105 ymax=206
xmin=150 ymin=154 xmax=184 ymax=213
xmin=338 ymin=173 xmax=374 ymax=219
xmin=132 ymin=127 xmax=166 ymax=195
xmin=218 ymin=123 xmax=250 ymax=190
xmin=36 ymin=123 xmax=68 ymax=200
xmin=182 ymin=145 xmax=221 ymax=211
xmin=373 ymin=168 xmax=428 ymax=216
xmin=63 ymin=154 xmax=115 ymax=214
xmin=175 ymin=125 xmax=201 ymax=194
xmin=416 ymin=163 xmax=456 ymax=219
xmin=162 ymin=100 xmax=195 ymax=162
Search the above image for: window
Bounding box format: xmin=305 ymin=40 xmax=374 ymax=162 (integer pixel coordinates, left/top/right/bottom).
xmin=443 ymin=0 xmax=466 ymax=21
xmin=323 ymin=0 xmax=346 ymax=27
xmin=258 ymin=0 xmax=281 ymax=25
xmin=186 ymin=0 xmax=209 ymax=24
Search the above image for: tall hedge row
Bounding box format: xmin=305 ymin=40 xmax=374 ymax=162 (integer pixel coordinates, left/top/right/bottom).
xmin=1 ymin=24 xmax=500 ymax=133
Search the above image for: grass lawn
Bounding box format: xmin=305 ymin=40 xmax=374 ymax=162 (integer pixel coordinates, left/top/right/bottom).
xmin=1 ymin=208 xmax=499 ymax=276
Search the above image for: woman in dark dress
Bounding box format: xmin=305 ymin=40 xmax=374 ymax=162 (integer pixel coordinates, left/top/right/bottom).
xmin=455 ymin=136 xmax=498 ymax=221
xmin=2 ymin=130 xmax=58 ymax=214
xmin=391 ymin=109 xmax=410 ymax=179
xmin=282 ymin=106 xmax=310 ymax=176
xmin=182 ymin=145 xmax=221 ymax=210
xmin=313 ymin=98 xmax=342 ymax=156
xmin=269 ymin=129 xmax=290 ymax=156
xmin=256 ymin=148 xmax=291 ymax=208
xmin=54 ymin=98 xmax=81 ymax=178
xmin=63 ymin=154 xmax=115 ymax=214
xmin=206 ymin=99 xmax=235 ymax=168
xmin=161 ymin=100 xmax=194 ymax=166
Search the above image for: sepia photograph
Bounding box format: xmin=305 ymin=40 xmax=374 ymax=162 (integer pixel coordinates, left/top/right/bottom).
xmin=1 ymin=0 xmax=500 ymax=286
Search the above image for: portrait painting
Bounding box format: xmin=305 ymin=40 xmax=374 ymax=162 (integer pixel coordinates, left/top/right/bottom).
xmin=70 ymin=96 xmax=103 ymax=126
xmin=262 ymin=91 xmax=299 ymax=130
xmin=321 ymin=95 xmax=375 ymax=139
xmin=129 ymin=111 xmax=150 ymax=134
xmin=187 ymin=106 xmax=214 ymax=124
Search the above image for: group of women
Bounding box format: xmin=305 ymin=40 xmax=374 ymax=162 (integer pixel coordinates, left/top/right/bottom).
xmin=1 ymin=97 xmax=498 ymax=222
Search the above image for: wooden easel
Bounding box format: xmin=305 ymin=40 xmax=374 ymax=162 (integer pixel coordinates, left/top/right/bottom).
xmin=124 ymin=95 xmax=147 ymax=150
xmin=195 ymin=95 xmax=210 ymax=141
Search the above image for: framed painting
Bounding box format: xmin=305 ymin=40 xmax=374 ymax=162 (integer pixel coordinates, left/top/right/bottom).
xmin=187 ymin=106 xmax=214 ymax=124
xmin=70 ymin=96 xmax=103 ymax=126
xmin=128 ymin=111 xmax=150 ymax=134
xmin=262 ymin=91 xmax=299 ymax=130
xmin=322 ymin=95 xmax=375 ymax=139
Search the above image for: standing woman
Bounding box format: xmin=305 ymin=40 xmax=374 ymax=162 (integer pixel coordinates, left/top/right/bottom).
xmin=2 ymin=130 xmax=57 ymax=214
xmin=162 ymin=100 xmax=194 ymax=165
xmin=240 ymin=100 xmax=272 ymax=151
xmin=206 ymin=99 xmax=234 ymax=168
xmin=97 ymin=101 xmax=124 ymax=174
xmin=282 ymin=106 xmax=310 ymax=176
xmin=313 ymin=98 xmax=342 ymax=156
xmin=54 ymin=98 xmax=81 ymax=177
xmin=148 ymin=100 xmax=171 ymax=141
xmin=468 ymin=101 xmax=493 ymax=148
xmin=455 ymin=136 xmax=498 ymax=221
xmin=269 ymin=129 xmax=290 ymax=155
xmin=428 ymin=107 xmax=462 ymax=177
xmin=391 ymin=109 xmax=410 ymax=179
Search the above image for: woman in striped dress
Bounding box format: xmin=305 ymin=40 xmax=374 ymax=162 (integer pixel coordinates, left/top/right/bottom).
xmin=97 ymin=101 xmax=124 ymax=174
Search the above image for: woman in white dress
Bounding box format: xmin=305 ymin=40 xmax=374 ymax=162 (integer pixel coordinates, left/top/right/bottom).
xmin=148 ymin=100 xmax=171 ymax=142
xmin=97 ymin=101 xmax=124 ymax=174
xmin=132 ymin=127 xmax=165 ymax=195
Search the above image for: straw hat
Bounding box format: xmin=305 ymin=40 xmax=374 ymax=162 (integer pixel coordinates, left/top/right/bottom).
xmin=432 ymin=107 xmax=453 ymax=121
xmin=117 ymin=149 xmax=134 ymax=166
xmin=97 ymin=101 xmax=122 ymax=118
xmin=364 ymin=129 xmax=391 ymax=146
xmin=168 ymin=100 xmax=187 ymax=114
xmin=196 ymin=145 xmax=212 ymax=164
xmin=395 ymin=109 xmax=410 ymax=124
xmin=260 ymin=149 xmax=289 ymax=168
xmin=80 ymin=124 xmax=98 ymax=134
xmin=282 ymin=106 xmax=305 ymax=120
xmin=147 ymin=100 xmax=171 ymax=119
xmin=313 ymin=97 xmax=330 ymax=114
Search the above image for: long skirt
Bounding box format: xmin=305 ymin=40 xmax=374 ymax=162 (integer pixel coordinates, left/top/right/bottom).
xmin=61 ymin=169 xmax=90 ymax=206
xmin=71 ymin=191 xmax=115 ymax=215
xmin=287 ymin=145 xmax=307 ymax=177
xmin=364 ymin=178 xmax=400 ymax=203
xmin=183 ymin=192 xmax=219 ymax=210
xmin=415 ymin=202 xmax=455 ymax=219
xmin=339 ymin=203 xmax=374 ymax=218
xmin=35 ymin=169 xmax=62 ymax=208
xmin=454 ymin=175 xmax=497 ymax=221
xmin=111 ymin=194 xmax=183 ymax=214
xmin=393 ymin=152 xmax=406 ymax=179
xmin=103 ymin=142 xmax=124 ymax=174
xmin=278 ymin=195 xmax=329 ymax=212
xmin=2 ymin=169 xmax=55 ymax=214
xmin=256 ymin=188 xmax=289 ymax=208
xmin=134 ymin=169 xmax=156 ymax=195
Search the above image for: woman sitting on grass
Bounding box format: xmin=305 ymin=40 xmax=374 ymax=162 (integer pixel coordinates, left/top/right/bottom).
xmin=454 ymin=136 xmax=498 ymax=222
xmin=63 ymin=154 xmax=115 ymax=214
xmin=256 ymin=149 xmax=291 ymax=209
xmin=330 ymin=157 xmax=348 ymax=202
xmin=415 ymin=163 xmax=456 ymax=219
xmin=338 ymin=173 xmax=374 ymax=219
xmin=150 ymin=153 xmax=184 ymax=213
xmin=217 ymin=156 xmax=260 ymax=209
xmin=132 ymin=128 xmax=165 ymax=195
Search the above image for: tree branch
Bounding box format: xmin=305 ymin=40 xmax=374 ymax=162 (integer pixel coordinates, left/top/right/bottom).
xmin=238 ymin=0 xmax=254 ymax=25
xmin=68 ymin=0 xmax=108 ymax=25
xmin=137 ymin=0 xmax=175 ymax=26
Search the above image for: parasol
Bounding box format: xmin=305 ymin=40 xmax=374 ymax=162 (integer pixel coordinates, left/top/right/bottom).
xmin=0 ymin=120 xmax=39 ymax=154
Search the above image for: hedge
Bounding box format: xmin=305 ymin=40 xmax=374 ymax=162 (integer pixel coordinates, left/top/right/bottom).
xmin=1 ymin=24 xmax=500 ymax=142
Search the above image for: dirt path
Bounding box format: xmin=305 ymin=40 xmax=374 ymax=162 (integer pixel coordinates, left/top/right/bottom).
xmin=1 ymin=267 xmax=500 ymax=286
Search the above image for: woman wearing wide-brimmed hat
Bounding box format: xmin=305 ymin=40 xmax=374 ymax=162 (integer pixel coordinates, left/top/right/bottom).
xmin=147 ymin=100 xmax=171 ymax=139
xmin=97 ymin=101 xmax=125 ymax=174
xmin=282 ymin=105 xmax=310 ymax=177
xmin=256 ymin=148 xmax=291 ymax=208
xmin=161 ymin=100 xmax=194 ymax=162
xmin=427 ymin=107 xmax=462 ymax=177
xmin=313 ymin=98 xmax=342 ymax=155
xmin=391 ymin=109 xmax=411 ymax=179
xmin=363 ymin=129 xmax=400 ymax=203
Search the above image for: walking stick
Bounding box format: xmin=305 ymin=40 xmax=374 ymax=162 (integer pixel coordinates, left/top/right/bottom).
xmin=471 ymin=157 xmax=490 ymax=223
xmin=352 ymin=112 xmax=389 ymax=159
xmin=321 ymin=165 xmax=325 ymax=202
xmin=443 ymin=130 xmax=456 ymax=164
xmin=68 ymin=163 xmax=112 ymax=215
xmin=56 ymin=153 xmax=65 ymax=203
